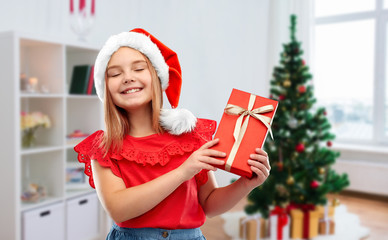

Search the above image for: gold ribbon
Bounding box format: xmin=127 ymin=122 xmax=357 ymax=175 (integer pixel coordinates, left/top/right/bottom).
xmin=224 ymin=94 xmax=274 ymax=172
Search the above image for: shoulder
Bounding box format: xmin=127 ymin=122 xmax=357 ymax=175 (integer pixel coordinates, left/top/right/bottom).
xmin=74 ymin=130 xmax=104 ymax=152
xmin=192 ymin=118 xmax=217 ymax=142
xmin=159 ymin=108 xmax=217 ymax=136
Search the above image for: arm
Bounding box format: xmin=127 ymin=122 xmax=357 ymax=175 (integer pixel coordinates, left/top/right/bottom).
xmin=92 ymin=160 xmax=186 ymax=223
xmin=199 ymin=148 xmax=270 ymax=217
xmin=91 ymin=138 xmax=225 ymax=223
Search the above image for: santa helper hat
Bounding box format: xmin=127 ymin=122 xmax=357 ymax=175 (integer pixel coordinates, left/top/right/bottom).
xmin=94 ymin=28 xmax=196 ymax=135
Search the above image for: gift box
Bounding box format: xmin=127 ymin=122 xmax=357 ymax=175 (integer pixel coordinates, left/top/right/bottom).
xmin=211 ymin=88 xmax=278 ymax=178
xmin=289 ymin=209 xmax=303 ymax=239
xmin=317 ymin=204 xmax=335 ymax=235
xmin=269 ymin=206 xmax=290 ymax=240
xmin=288 ymin=204 xmax=319 ymax=239
xmin=239 ymin=214 xmax=268 ymax=240
xmin=316 ymin=204 xmax=335 ymax=219
xmin=319 ymin=219 xmax=335 ymax=235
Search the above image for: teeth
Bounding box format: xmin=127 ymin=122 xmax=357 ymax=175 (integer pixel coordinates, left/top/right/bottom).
xmin=125 ymin=88 xmax=140 ymax=94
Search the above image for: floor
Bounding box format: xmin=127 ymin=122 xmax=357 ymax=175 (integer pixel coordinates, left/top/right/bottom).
xmin=200 ymin=191 xmax=388 ymax=240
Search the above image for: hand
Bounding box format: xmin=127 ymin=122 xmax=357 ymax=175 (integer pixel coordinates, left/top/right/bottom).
xmin=239 ymin=148 xmax=271 ymax=190
xmin=178 ymin=139 xmax=226 ymax=182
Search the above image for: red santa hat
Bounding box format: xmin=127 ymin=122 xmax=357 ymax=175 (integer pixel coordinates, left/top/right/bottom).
xmin=94 ymin=28 xmax=196 ymax=135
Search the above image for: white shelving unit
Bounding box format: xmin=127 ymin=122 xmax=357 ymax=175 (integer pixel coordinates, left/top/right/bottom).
xmin=0 ymin=31 xmax=106 ymax=240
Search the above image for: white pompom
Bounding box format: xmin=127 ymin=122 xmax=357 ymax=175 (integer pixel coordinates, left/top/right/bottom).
xmin=159 ymin=108 xmax=197 ymax=135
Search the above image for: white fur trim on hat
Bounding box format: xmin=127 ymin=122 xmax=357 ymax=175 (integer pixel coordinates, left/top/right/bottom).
xmin=159 ymin=108 xmax=197 ymax=135
xmin=94 ymin=32 xmax=169 ymax=102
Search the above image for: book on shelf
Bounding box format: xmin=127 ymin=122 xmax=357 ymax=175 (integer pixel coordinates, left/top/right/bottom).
xmin=86 ymin=65 xmax=95 ymax=95
xmin=69 ymin=65 xmax=96 ymax=95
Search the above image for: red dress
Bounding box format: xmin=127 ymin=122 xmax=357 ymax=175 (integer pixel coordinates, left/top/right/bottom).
xmin=74 ymin=118 xmax=216 ymax=229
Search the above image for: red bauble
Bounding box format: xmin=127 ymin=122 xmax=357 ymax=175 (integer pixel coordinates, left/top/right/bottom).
xmin=279 ymin=95 xmax=286 ymax=101
xmin=277 ymin=162 xmax=284 ymax=171
xmin=295 ymin=143 xmax=305 ymax=153
xmin=298 ymin=85 xmax=306 ymax=93
xmin=327 ymin=141 xmax=332 ymax=147
xmin=269 ymin=94 xmax=273 ymax=99
xmin=302 ymin=59 xmax=306 ymax=65
xmin=310 ymin=180 xmax=319 ymax=189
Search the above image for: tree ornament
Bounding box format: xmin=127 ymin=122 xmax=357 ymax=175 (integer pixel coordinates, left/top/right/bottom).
xmin=302 ymin=59 xmax=306 ymax=65
xmin=295 ymin=143 xmax=305 ymax=153
xmin=300 ymin=195 xmax=304 ymax=201
xmin=318 ymin=167 xmax=325 ymax=175
xmin=327 ymin=141 xmax=332 ymax=147
xmin=283 ymin=79 xmax=291 ymax=87
xmin=287 ymin=117 xmax=298 ymax=129
xmin=332 ymin=198 xmax=340 ymax=207
xmin=298 ymin=85 xmax=306 ymax=93
xmin=277 ymin=162 xmax=284 ymax=171
xmin=269 ymin=94 xmax=273 ymax=99
xmin=279 ymin=94 xmax=286 ymax=101
xmin=286 ymin=175 xmax=295 ymax=185
xmin=275 ymin=184 xmax=289 ymax=197
xmin=310 ymin=180 xmax=319 ymax=189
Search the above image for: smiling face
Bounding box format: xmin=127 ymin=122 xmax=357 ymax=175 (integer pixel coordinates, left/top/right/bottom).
xmin=106 ymin=47 xmax=153 ymax=112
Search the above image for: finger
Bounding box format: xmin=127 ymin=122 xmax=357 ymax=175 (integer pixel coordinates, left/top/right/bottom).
xmin=199 ymin=156 xmax=225 ymax=166
xmin=202 ymin=149 xmax=226 ymax=158
xmin=249 ymin=154 xmax=270 ymax=171
xmin=199 ymin=138 xmax=220 ymax=150
xmin=199 ymin=162 xmax=219 ymax=172
xmin=248 ymin=160 xmax=270 ymax=177
xmin=255 ymin=148 xmax=268 ymax=157
xmin=251 ymin=166 xmax=268 ymax=182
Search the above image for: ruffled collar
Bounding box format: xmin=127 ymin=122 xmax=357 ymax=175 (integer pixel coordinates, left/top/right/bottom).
xmin=78 ymin=118 xmax=216 ymax=167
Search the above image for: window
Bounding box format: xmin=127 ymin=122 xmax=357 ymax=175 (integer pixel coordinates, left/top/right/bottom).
xmin=314 ymin=0 xmax=388 ymax=144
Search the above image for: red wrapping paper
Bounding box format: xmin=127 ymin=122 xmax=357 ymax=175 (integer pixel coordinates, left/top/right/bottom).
xmin=270 ymin=206 xmax=289 ymax=239
xmin=211 ymin=88 xmax=278 ymax=178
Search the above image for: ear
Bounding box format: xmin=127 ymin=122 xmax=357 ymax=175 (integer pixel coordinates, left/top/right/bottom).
xmin=159 ymin=108 xmax=197 ymax=135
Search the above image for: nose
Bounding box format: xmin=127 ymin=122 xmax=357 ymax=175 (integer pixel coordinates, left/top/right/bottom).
xmin=123 ymin=71 xmax=135 ymax=84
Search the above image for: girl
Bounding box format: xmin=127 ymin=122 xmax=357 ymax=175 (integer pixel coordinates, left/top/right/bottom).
xmin=75 ymin=28 xmax=270 ymax=240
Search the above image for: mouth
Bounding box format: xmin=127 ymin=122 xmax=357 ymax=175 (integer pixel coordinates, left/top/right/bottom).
xmin=121 ymin=88 xmax=142 ymax=94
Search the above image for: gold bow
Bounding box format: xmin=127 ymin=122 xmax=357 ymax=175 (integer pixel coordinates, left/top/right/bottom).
xmin=224 ymin=94 xmax=274 ymax=172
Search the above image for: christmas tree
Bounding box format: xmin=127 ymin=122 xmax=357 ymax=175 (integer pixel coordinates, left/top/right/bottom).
xmin=245 ymin=15 xmax=349 ymax=218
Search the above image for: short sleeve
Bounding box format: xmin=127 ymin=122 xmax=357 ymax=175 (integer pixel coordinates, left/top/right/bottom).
xmin=194 ymin=118 xmax=217 ymax=143
xmin=193 ymin=118 xmax=217 ymax=188
xmin=74 ymin=130 xmax=122 ymax=188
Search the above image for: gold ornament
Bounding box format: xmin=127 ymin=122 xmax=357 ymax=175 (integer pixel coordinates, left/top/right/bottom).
xmin=318 ymin=167 xmax=325 ymax=174
xmin=332 ymin=198 xmax=340 ymax=207
xmin=286 ymin=176 xmax=295 ymax=185
xmin=283 ymin=79 xmax=291 ymax=87
xmin=300 ymin=195 xmax=304 ymax=201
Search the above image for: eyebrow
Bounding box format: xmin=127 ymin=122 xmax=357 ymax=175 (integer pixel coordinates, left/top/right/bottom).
xmin=107 ymin=60 xmax=147 ymax=70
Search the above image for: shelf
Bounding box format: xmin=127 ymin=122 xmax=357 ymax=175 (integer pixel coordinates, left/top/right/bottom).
xmin=20 ymin=93 xmax=64 ymax=98
xmin=66 ymin=94 xmax=99 ymax=99
xmin=21 ymin=145 xmax=64 ymax=155
xmin=21 ymin=196 xmax=63 ymax=212
xmin=66 ymin=189 xmax=95 ymax=200
xmin=0 ymin=31 xmax=104 ymax=240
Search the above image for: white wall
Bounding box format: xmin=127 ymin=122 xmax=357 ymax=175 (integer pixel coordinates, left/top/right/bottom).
xmin=0 ymin=0 xmax=271 ymax=186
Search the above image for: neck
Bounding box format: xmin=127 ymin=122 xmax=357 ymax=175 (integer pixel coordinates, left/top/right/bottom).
xmin=127 ymin=104 xmax=156 ymax=137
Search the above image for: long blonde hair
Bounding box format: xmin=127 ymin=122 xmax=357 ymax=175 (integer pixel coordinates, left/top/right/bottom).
xmin=100 ymin=50 xmax=164 ymax=154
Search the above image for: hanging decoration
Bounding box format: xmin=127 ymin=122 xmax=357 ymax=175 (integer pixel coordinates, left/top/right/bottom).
xmin=70 ymin=0 xmax=96 ymax=41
